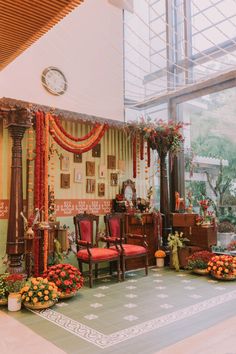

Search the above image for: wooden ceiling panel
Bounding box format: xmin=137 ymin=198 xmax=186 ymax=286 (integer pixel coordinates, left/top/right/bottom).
xmin=0 ymin=0 xmax=84 ymax=70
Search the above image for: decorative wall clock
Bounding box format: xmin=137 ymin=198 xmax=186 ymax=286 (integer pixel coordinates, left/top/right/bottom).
xmin=41 ymin=66 xmax=67 ymax=95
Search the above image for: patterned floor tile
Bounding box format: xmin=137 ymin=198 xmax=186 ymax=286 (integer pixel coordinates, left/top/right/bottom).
xmin=160 ymin=304 xmax=174 ymax=309
xmin=124 ymin=303 xmax=137 ymax=308
xmin=184 ymin=286 xmax=195 ymax=290
xmin=157 ymin=294 xmax=168 ymax=298
xmin=155 ymin=286 xmax=166 ymax=290
xmin=189 ymin=294 xmax=202 ymax=299
xmin=123 ymin=315 xmax=138 ymax=321
xmin=93 ymin=293 xmax=105 ymax=298
xmin=125 ymin=294 xmax=138 ymax=299
xmin=126 ymin=286 xmax=137 ymax=290
xmin=90 ymin=303 xmax=103 ymax=308
xmin=84 ymin=314 xmax=98 ymax=320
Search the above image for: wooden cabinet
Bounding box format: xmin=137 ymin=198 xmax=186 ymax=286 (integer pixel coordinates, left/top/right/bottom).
xmin=125 ymin=213 xmax=159 ymax=270
xmin=171 ymin=213 xmax=217 ymax=250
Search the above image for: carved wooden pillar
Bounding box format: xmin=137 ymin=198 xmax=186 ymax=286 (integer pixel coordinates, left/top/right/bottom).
xmin=6 ymin=108 xmax=32 ymax=273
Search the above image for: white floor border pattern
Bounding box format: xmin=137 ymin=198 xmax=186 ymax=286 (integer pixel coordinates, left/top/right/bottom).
xmin=30 ymin=290 xmax=236 ymax=349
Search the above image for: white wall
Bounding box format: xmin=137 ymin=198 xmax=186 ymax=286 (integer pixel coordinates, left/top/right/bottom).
xmin=0 ymin=0 xmax=124 ymax=121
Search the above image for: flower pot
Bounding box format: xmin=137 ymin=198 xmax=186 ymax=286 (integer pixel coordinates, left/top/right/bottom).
xmin=8 ymin=292 xmax=21 ymax=311
xmin=59 ymin=291 xmax=77 ymax=300
xmin=192 ymin=268 xmax=209 ymax=275
xmin=211 ymin=273 xmax=236 ymax=281
xmin=23 ymin=300 xmax=56 ymax=310
xmin=156 ymin=257 xmax=165 ymax=268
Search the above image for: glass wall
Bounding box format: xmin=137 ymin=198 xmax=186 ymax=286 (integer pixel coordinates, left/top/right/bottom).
xmin=180 ymin=86 xmax=236 ymax=212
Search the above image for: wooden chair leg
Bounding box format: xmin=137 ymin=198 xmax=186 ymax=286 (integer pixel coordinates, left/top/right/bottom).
xmin=109 ymin=262 xmax=112 ymax=275
xmin=145 ymin=254 xmax=148 ymax=276
xmin=95 ymin=264 xmax=98 ymax=278
xmin=78 ymin=260 xmax=83 ymax=274
xmin=117 ymin=258 xmax=121 ymax=282
xmin=89 ymin=262 xmax=93 ymax=288
xmin=121 ymin=256 xmax=125 ymax=281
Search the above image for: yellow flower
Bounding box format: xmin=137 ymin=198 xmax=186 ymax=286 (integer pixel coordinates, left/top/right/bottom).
xmin=44 ymin=295 xmax=49 ymax=301
xmin=43 ymin=279 xmax=48 ymax=284
xmin=25 ymin=297 xmax=30 ymax=302
xmin=48 ymin=286 xmax=53 ymax=291
xmin=21 ymin=295 xmax=26 ymax=300
xmin=28 ymin=291 xmax=33 ymax=297
xmin=36 ymin=277 xmax=43 ymax=281
xmin=44 ymin=290 xmax=49 ymax=295
xmin=37 ymin=292 xmax=43 ymax=297
xmin=33 ymin=286 xmax=38 ymax=290
xmin=33 ymin=297 xmax=38 ymax=303
xmin=52 ymin=293 xmax=57 ymax=299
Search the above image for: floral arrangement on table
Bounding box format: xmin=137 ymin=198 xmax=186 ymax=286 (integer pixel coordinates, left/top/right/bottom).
xmin=168 ymin=231 xmax=189 ymax=271
xmin=43 ymin=264 xmax=84 ymax=298
xmin=5 ymin=274 xmax=25 ymax=294
xmin=187 ymin=250 xmax=215 ymax=272
xmin=207 ymin=255 xmax=236 ymax=280
xmin=20 ymin=277 xmax=58 ymax=309
xmin=154 ymin=250 xmax=166 ymax=258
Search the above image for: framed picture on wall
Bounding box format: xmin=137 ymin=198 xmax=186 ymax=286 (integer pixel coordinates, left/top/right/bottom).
xmin=99 ymin=164 xmax=106 ymax=178
xmin=73 ymin=153 xmax=82 ymax=163
xmin=60 ymin=155 xmax=70 ymax=171
xmin=98 ymin=183 xmax=105 ymax=197
xmin=61 ymin=174 xmax=70 ymax=188
xmin=110 ymin=173 xmax=118 ymax=186
xmin=86 ymin=161 xmax=95 ymax=176
xmin=86 ymin=179 xmax=95 ymax=193
xmin=92 ymin=144 xmax=101 ymax=158
xmin=74 ymin=168 xmax=83 ymax=183
xmin=107 ymin=155 xmax=116 ymax=169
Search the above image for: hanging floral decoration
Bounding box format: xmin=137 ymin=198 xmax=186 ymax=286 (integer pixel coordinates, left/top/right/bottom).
xmin=33 ymin=111 xmax=108 ymax=274
xmin=27 ymin=126 xmax=35 ymax=216
xmin=49 ymin=114 xmax=108 ymax=154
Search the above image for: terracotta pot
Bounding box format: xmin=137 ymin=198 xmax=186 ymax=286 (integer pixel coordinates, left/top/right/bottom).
xmin=59 ymin=291 xmax=77 ymax=300
xmin=211 ymin=273 xmax=236 ymax=281
xmin=23 ymin=300 xmax=56 ymax=310
xmin=156 ymin=258 xmax=165 ymax=268
xmin=8 ymin=292 xmax=21 ymax=311
xmin=192 ymin=268 xmax=209 ymax=275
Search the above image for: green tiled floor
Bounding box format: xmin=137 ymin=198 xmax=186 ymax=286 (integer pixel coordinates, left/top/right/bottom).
xmin=1 ymin=268 xmax=236 ymax=354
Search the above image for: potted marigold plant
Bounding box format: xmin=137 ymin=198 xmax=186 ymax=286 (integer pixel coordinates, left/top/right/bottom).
xmin=20 ymin=277 xmax=58 ymax=309
xmin=207 ymin=255 xmax=236 ymax=280
xmin=5 ymin=273 xmax=25 ymax=311
xmin=43 ymin=264 xmax=84 ymax=299
xmin=154 ymin=250 xmax=166 ymax=268
xmin=187 ymin=250 xmax=214 ymax=275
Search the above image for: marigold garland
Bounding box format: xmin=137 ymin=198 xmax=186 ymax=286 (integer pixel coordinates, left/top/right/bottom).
xmin=49 ymin=115 xmax=106 ymax=150
xmin=43 ymin=113 xmax=49 ymax=272
xmin=49 ymin=124 xmax=107 ymax=154
xmin=53 ymin=115 xmax=100 ymax=142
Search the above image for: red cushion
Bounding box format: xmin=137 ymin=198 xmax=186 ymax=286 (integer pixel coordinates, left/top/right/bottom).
xmin=79 ymin=220 xmax=92 ymax=242
xmin=109 ymin=218 xmax=120 ymax=238
xmin=77 ymin=248 xmax=119 ymax=261
xmin=121 ymin=244 xmax=147 ymax=256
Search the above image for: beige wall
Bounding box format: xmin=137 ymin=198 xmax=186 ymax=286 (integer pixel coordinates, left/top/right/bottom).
xmin=0 ymin=0 xmax=124 ymax=121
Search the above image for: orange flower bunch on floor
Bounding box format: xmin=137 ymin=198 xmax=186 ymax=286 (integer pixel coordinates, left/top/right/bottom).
xmin=207 ymin=255 xmax=236 ymax=278
xmin=20 ymin=277 xmax=58 ymax=305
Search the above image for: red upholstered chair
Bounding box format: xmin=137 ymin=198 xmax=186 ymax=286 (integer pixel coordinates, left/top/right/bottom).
xmin=74 ymin=213 xmax=121 ymax=288
xmin=104 ymin=213 xmax=148 ymax=280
